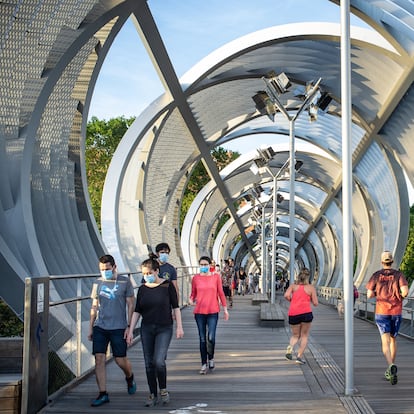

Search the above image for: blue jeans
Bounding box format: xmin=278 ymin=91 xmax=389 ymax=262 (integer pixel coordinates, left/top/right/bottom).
xmin=194 ymin=313 xmax=218 ymax=364
xmin=140 ymin=323 xmax=173 ymax=394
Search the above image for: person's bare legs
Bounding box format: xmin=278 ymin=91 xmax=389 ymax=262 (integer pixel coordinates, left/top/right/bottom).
xmin=296 ymin=322 xmax=312 ymax=358
xmin=380 ymin=332 xmax=395 ymax=365
xmin=115 ymin=356 xmax=133 ymax=378
xmin=94 ymin=353 xmax=107 ymax=392
xmin=289 ymin=324 xmax=301 ymax=350
xmin=390 ymin=336 xmax=397 ymax=364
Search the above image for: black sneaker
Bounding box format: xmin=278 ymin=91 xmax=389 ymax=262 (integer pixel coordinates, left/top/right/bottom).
xmin=91 ymin=392 xmax=109 ymax=407
xmin=295 ymin=357 xmax=306 ymax=365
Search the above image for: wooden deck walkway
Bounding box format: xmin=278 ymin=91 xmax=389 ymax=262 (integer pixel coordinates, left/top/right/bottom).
xmin=38 ymin=294 xmax=414 ymax=414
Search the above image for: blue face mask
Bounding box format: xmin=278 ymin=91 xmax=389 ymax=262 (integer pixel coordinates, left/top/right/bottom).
xmin=144 ymin=274 xmax=156 ymax=284
xmin=101 ymin=269 xmax=113 ymax=280
xmin=158 ymin=253 xmax=169 ymax=263
xmin=200 ymin=266 xmax=209 ymax=274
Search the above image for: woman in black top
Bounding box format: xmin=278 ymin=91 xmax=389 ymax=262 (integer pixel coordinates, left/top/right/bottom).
xmin=127 ymin=256 xmax=184 ymax=407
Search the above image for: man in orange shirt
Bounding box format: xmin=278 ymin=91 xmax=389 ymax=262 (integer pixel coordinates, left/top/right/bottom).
xmin=366 ymin=251 xmax=409 ymax=385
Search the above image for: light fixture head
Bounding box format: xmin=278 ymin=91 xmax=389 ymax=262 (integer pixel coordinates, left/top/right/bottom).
xmin=316 ymin=91 xmax=332 ymax=112
xmin=267 ymin=71 xmax=291 ymax=94
xmin=277 ymin=193 xmax=284 ymax=203
xmin=308 ymin=103 xmax=318 ymax=122
xmin=257 ymin=146 xmax=275 ymax=162
xmin=294 ymin=160 xmax=304 ymax=171
xmin=252 ymin=91 xmax=276 ymax=121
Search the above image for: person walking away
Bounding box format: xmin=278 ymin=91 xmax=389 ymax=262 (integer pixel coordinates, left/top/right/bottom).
xmin=248 ymin=272 xmax=254 ymax=294
xmin=221 ymin=259 xmax=233 ymax=307
xmin=238 ymin=267 xmax=247 ymax=295
xmin=126 ymin=255 xmax=184 ymax=406
xmin=366 ymin=251 xmax=408 ymax=385
xmin=155 ymin=242 xmax=179 ymax=301
xmin=353 ymin=284 xmax=359 ymax=306
xmin=190 ymin=256 xmax=229 ymax=374
xmin=88 ymin=254 xmax=136 ymax=407
xmin=284 ymin=268 xmax=318 ymax=365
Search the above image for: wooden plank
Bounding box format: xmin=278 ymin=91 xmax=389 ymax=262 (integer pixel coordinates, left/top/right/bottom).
xmin=251 ymin=293 xmax=268 ymax=305
xmin=39 ymin=294 xmax=350 ymax=414
xmin=260 ymin=303 xmax=285 ymax=327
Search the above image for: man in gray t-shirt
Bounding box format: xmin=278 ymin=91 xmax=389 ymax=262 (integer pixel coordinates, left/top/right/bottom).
xmin=88 ymin=254 xmax=136 ymax=407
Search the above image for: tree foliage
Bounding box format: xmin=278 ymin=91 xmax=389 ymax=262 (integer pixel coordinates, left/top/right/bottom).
xmin=180 ymin=148 xmax=239 ymax=229
xmin=85 ymin=116 xmax=135 ymax=229
xmin=0 ymin=299 xmax=23 ymax=337
xmin=400 ymin=204 xmax=414 ymax=286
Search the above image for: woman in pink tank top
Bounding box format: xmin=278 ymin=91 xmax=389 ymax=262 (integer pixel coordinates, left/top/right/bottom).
xmin=283 ymin=268 xmax=318 ymax=364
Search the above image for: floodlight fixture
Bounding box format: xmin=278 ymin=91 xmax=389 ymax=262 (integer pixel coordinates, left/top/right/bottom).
xmin=267 ymin=70 xmax=291 ymax=95
xmin=253 ymin=185 xmax=264 ymax=197
xmin=308 ymin=103 xmax=318 ymax=122
xmin=252 ymin=91 xmax=277 ymax=121
xmin=250 ymin=158 xmax=267 ymax=175
xmin=257 ymin=146 xmax=276 ymax=162
xmin=316 ymin=91 xmax=332 ymax=112
xmin=295 ymin=160 xmax=304 ymax=171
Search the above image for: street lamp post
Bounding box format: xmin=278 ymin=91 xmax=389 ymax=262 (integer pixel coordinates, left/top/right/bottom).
xmin=262 ymin=75 xmax=322 ymax=284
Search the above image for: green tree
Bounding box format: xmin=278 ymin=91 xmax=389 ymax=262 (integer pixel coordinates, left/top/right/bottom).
xmin=400 ymin=204 xmax=414 ymax=286
xmin=85 ymin=116 xmax=135 ymax=229
xmin=180 ymin=148 xmax=239 ymax=230
xmin=0 ymin=299 xmax=23 ymax=337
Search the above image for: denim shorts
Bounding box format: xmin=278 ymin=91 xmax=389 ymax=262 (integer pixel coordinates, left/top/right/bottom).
xmin=92 ymin=326 xmax=127 ymax=357
xmin=288 ymin=312 xmax=313 ymax=325
xmin=375 ymin=314 xmax=402 ymax=338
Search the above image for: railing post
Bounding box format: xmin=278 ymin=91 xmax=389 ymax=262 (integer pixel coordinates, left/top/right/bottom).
xmin=21 ymin=277 xmax=50 ymax=414
xmin=76 ymin=278 xmax=82 ymax=377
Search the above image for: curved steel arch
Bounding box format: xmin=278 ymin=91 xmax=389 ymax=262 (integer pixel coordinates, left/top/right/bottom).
xmin=1 ymin=1 xmax=414 ymax=328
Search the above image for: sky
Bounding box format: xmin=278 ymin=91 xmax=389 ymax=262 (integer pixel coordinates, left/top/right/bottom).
xmin=87 ymin=1 xmax=414 ymax=202
xmin=89 ymin=0 xmax=360 ymax=123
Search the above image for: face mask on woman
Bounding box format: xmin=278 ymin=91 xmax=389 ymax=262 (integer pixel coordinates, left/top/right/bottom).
xmin=199 ymin=266 xmax=209 ymax=274
xmin=144 ymin=274 xmax=156 ymax=283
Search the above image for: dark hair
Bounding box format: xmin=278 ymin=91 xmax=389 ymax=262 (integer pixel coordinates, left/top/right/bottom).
xmin=199 ymin=255 xmax=211 ymax=264
xmin=99 ymin=254 xmax=115 ymax=266
xmin=155 ymin=242 xmax=170 ymax=253
xmin=142 ymin=253 xmax=160 ymax=271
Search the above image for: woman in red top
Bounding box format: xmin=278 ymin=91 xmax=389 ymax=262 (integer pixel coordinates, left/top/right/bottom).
xmin=284 ymin=268 xmax=318 ymax=364
xmin=190 ymin=256 xmax=229 ymax=374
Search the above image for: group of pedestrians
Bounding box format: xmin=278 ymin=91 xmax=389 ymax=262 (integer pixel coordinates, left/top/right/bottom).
xmin=88 ymin=248 xmax=409 ymax=408
xmin=283 ymin=250 xmax=408 ymax=387
xmin=88 ymin=246 xmax=229 ymax=408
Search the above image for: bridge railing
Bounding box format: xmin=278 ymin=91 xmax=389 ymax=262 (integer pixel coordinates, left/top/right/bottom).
xmin=316 ymin=286 xmax=414 ymax=339
xmin=22 ymin=266 xmax=197 ymax=414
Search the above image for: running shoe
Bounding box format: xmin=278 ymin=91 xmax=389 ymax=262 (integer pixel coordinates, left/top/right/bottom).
xmin=145 ymin=393 xmax=158 ymax=407
xmin=295 ymin=357 xmax=306 ymax=365
xmin=91 ymin=392 xmax=109 ymax=407
xmin=387 ymin=364 xmax=398 ymax=385
xmin=125 ymin=373 xmax=136 ymax=394
xmin=208 ymin=359 xmax=215 ymax=370
xmin=285 ymin=345 xmax=293 ymax=360
xmin=199 ymin=364 xmax=208 ymax=375
xmin=160 ymin=388 xmax=170 ymax=404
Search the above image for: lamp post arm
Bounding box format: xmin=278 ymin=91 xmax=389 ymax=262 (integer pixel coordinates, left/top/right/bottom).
xmin=292 ymin=77 xmax=322 ymax=122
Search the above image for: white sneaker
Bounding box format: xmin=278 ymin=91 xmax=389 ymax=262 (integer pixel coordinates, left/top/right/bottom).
xmin=199 ymin=364 xmax=207 ymax=375
xmin=208 ymin=359 xmax=215 ymax=370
